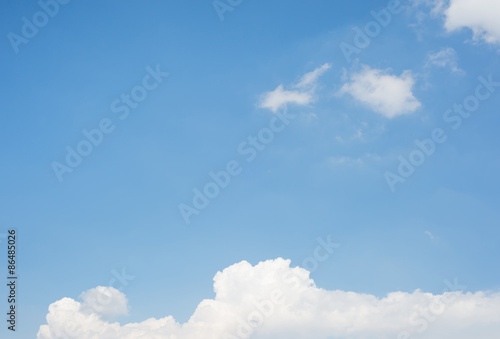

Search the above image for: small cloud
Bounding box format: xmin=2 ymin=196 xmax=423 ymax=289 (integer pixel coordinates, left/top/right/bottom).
xmin=426 ymin=47 xmax=464 ymax=73
xmin=295 ymin=63 xmax=331 ymax=89
xmin=352 ymin=128 xmax=364 ymax=140
xmin=339 ymin=66 xmax=421 ymax=118
xmin=259 ymin=63 xmax=331 ymax=112
xmin=259 ymin=85 xmax=312 ymax=112
xmin=424 ymin=230 xmax=435 ymax=240
xmin=328 ymin=156 xmax=364 ymax=167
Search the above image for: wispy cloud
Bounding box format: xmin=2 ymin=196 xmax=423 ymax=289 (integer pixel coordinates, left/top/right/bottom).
xmin=294 ymin=63 xmax=331 ymax=89
xmin=259 ymin=63 xmax=331 ymax=112
xmin=426 ymin=47 xmax=464 ymax=73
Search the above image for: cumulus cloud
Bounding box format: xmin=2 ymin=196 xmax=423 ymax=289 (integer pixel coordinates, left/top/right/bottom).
xmin=259 ymin=63 xmax=331 ymax=112
xmin=443 ymin=0 xmax=500 ymax=45
xmin=425 ymin=47 xmax=463 ymax=73
xmin=79 ymin=286 xmax=129 ymax=319
xmin=340 ymin=66 xmax=421 ymax=118
xmin=416 ymin=0 xmax=500 ymax=45
xmin=38 ymin=258 xmax=500 ymax=339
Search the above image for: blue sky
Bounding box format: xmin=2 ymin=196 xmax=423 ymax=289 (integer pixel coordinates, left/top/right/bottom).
xmin=1 ymin=0 xmax=500 ymax=338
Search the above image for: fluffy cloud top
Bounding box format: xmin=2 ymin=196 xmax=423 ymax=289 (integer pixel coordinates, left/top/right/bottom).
xmin=340 ymin=66 xmax=421 ymax=118
xmin=79 ymin=286 xmax=129 ymax=319
xmin=38 ymin=258 xmax=500 ymax=339
xmin=259 ymin=64 xmax=331 ymax=112
xmin=443 ymin=0 xmax=500 ymax=44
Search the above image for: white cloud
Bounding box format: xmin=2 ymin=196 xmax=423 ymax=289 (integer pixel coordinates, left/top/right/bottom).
xmin=340 ymin=66 xmax=421 ymax=118
xmin=38 ymin=258 xmax=500 ymax=339
xmin=79 ymin=286 xmax=129 ymax=319
xmin=259 ymin=85 xmax=312 ymax=112
xmin=426 ymin=47 xmax=463 ymax=73
xmin=259 ymin=63 xmax=331 ymax=112
xmin=416 ymin=0 xmax=500 ymax=45
xmin=295 ymin=63 xmax=331 ymax=89
xmin=443 ymin=0 xmax=500 ymax=45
